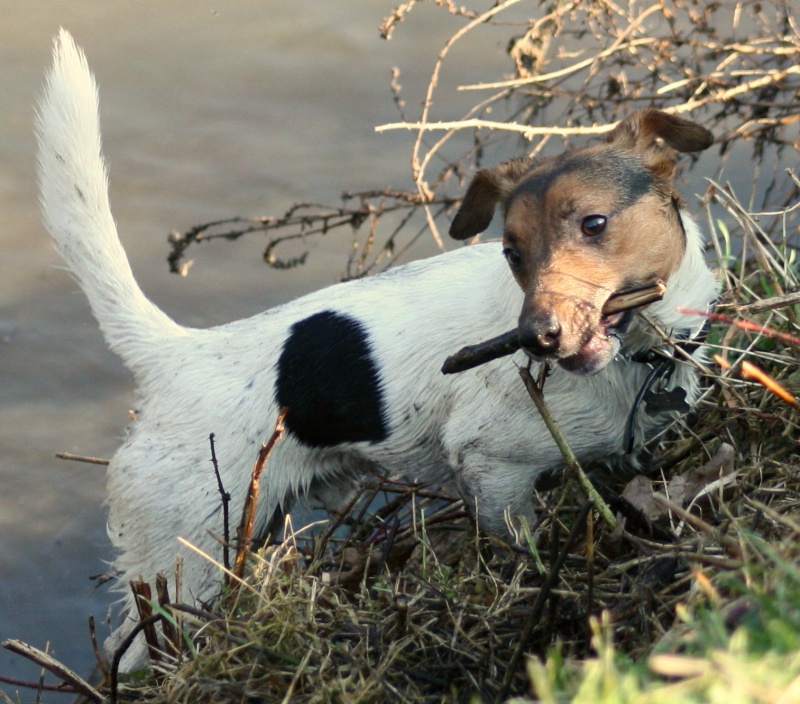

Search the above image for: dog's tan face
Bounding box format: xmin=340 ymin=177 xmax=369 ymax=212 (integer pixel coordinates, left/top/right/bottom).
xmin=450 ymin=109 xmax=713 ymax=374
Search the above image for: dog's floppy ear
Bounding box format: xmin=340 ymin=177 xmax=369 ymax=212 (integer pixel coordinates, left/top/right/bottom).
xmin=449 ymin=157 xmax=532 ymax=240
xmin=607 ymin=109 xmax=713 ymax=182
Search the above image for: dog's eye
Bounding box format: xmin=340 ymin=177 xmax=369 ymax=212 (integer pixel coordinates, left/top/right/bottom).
xmin=581 ymin=215 xmax=607 ymax=237
xmin=503 ymin=246 xmax=522 ymax=269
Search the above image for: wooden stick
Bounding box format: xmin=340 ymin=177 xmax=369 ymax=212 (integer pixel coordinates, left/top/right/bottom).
xmin=442 ymin=280 xmax=665 ymax=375
xmin=603 ymin=279 xmax=666 ymax=314
xmin=2 ymin=640 xmax=104 ymax=703
xmin=55 ymin=452 xmax=110 ymax=466
xmin=156 ymin=573 xmax=180 ymax=658
xmin=441 ymin=329 xmax=520 ymax=375
xmin=736 ymin=289 xmax=800 ymax=315
xmin=232 ymin=408 xmax=287 ymax=581
xmin=130 ymin=578 xmax=161 ymax=663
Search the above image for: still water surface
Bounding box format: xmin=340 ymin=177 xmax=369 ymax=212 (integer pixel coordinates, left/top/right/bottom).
xmin=0 ymin=1 xmax=515 ymax=694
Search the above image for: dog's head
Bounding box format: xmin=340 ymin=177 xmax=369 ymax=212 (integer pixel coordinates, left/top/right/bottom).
xmin=450 ymin=109 xmax=713 ymax=374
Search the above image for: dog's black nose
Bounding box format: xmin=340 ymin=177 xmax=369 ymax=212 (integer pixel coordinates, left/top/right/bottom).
xmin=518 ymin=314 xmax=561 ymax=356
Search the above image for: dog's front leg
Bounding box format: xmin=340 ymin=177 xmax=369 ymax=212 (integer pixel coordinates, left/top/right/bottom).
xmin=450 ymin=456 xmax=542 ymax=539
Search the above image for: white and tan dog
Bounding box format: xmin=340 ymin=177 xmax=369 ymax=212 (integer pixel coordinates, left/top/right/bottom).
xmin=37 ymin=30 xmax=717 ymax=664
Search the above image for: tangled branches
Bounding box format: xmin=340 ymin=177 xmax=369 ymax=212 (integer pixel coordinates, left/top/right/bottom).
xmin=167 ymin=0 xmax=799 ymax=280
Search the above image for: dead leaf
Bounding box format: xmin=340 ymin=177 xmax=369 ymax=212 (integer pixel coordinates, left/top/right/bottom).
xmin=622 ymin=474 xmax=663 ymax=521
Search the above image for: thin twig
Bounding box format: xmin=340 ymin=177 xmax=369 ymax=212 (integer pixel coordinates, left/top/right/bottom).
xmin=715 ymin=354 xmax=800 ymax=410
xmin=736 ymin=290 xmax=800 ymax=314
xmin=233 ymin=408 xmax=288 ymax=581
xmin=109 ymin=613 xmax=161 ymax=704
xmin=680 ymin=308 xmax=800 ymax=348
xmin=209 ymin=433 xmax=232 ymax=574
xmin=406 ymin=0 xmax=524 ymax=246
xmin=87 ymin=615 xmax=108 ymax=680
xmin=0 ymin=674 xmax=78 ymax=695
xmin=54 ymin=452 xmax=109 ymax=466
xmin=518 ymin=365 xmax=616 ymax=530
xmin=376 ymin=117 xmax=614 ymax=139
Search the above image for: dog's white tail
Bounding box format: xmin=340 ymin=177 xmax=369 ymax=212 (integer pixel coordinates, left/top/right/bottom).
xmin=36 ymin=30 xmax=184 ymax=379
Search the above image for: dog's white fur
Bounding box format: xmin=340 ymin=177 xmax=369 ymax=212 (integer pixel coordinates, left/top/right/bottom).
xmin=37 ymin=31 xmax=717 ymax=665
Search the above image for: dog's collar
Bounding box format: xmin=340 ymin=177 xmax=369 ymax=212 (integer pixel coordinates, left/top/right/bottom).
xmin=622 ymin=202 xmax=706 ymax=453
xmin=673 ymin=196 xmax=687 ymax=243
xmin=623 ymin=321 xmax=709 ymax=454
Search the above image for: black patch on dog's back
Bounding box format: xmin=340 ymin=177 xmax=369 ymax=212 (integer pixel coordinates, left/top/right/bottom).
xmin=275 ymin=311 xmax=389 ymax=447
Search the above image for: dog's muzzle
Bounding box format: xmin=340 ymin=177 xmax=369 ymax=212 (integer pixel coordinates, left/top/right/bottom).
xmin=519 ymin=307 xmax=633 ymax=375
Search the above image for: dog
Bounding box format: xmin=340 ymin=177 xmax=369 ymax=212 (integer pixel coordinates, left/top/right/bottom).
xmin=37 ymin=30 xmax=717 ymax=665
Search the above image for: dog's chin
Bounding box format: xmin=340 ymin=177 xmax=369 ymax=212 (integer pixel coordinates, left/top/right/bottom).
xmin=557 ymin=334 xmax=620 ymax=374
xmin=556 ymin=310 xmax=627 ymax=375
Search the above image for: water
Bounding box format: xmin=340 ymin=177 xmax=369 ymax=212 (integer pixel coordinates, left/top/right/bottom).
xmin=0 ymin=1 xmax=518 ymax=695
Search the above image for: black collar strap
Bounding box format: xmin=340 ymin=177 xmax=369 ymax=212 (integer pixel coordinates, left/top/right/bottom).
xmin=673 ymin=197 xmax=687 ymax=244
xmin=623 ymin=319 xmax=710 ymax=454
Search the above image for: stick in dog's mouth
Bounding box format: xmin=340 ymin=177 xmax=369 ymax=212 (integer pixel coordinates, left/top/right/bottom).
xmin=441 ymin=280 xmax=666 ymax=375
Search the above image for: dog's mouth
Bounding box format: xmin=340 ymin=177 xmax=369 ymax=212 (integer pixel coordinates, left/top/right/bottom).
xmin=557 ymin=308 xmax=632 ymax=375
xmin=599 ymin=309 xmax=628 ymax=335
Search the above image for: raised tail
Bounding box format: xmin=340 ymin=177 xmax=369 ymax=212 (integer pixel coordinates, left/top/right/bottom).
xmin=36 ymin=29 xmax=184 ymax=379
